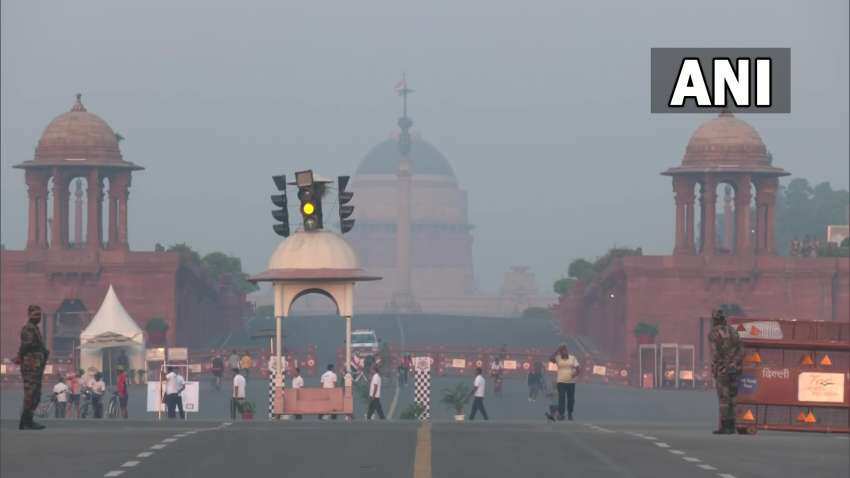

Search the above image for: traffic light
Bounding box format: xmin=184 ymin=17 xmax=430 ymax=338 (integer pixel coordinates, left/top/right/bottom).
xmin=295 ymin=170 xmax=323 ymax=231
xmin=338 ymin=175 xmax=355 ymax=234
xmin=271 ymin=174 xmax=289 ymax=237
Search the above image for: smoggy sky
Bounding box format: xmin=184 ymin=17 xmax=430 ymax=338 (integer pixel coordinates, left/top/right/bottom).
xmin=2 ymin=0 xmax=847 ymax=293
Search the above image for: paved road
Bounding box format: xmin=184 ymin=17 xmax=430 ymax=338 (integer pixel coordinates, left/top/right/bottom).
xmin=2 ymin=418 xmax=847 ymax=478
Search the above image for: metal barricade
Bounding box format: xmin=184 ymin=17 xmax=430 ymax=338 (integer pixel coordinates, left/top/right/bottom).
xmin=731 ymin=318 xmax=849 ymax=433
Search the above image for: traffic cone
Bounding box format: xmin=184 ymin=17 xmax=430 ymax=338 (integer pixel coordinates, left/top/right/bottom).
xmin=736 ymin=324 xmax=746 ymax=332
xmin=820 ymin=355 xmax=832 ymax=366
xmin=740 ymin=409 xmax=755 ymax=422
xmin=800 ymin=354 xmax=814 ymax=366
xmin=796 ymin=411 xmax=806 ymax=422
xmin=804 ymin=411 xmax=817 ymax=424
xmin=746 ymin=352 xmax=762 ymax=364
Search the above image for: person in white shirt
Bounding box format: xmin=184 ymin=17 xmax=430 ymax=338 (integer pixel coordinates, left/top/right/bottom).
xmin=231 ymin=368 xmax=246 ymax=420
xmin=366 ymin=365 xmax=385 ymax=420
xmin=468 ymin=367 xmax=489 ymax=420
xmin=91 ymin=372 xmax=106 ymax=419
xmin=289 ymin=367 xmax=304 ymax=420
xmin=52 ymin=377 xmax=69 ymax=419
xmin=549 ymin=343 xmax=581 ymax=421
xmin=175 ymin=371 xmax=187 ymax=419
xmin=319 ymin=364 xmax=338 ymax=420
xmin=164 ymin=367 xmax=181 ymax=419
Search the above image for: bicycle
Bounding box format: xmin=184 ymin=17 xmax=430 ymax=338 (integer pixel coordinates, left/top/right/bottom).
xmin=80 ymin=389 xmax=94 ymax=418
xmin=106 ymin=391 xmax=121 ymax=418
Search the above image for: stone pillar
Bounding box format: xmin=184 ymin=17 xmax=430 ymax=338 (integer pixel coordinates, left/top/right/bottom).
xmin=672 ymin=177 xmax=691 ymax=255
xmin=86 ymin=169 xmax=101 ymax=250
xmin=73 ymin=180 xmax=84 ymax=245
xmin=756 ymin=177 xmax=779 ymax=255
xmin=37 ymin=176 xmax=49 ymax=249
xmin=113 ymin=173 xmax=131 ymax=249
xmin=685 ymin=198 xmax=695 ymax=253
xmin=735 ymin=175 xmax=752 ymax=255
xmin=25 ymin=172 xmax=40 ymax=249
xmin=107 ymin=176 xmax=119 ymax=249
xmin=50 ymin=169 xmax=68 ymax=249
xmin=701 ymin=177 xmax=717 ymax=256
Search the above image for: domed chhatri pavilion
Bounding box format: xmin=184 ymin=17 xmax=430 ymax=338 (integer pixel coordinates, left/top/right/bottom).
xmin=554 ymin=112 xmax=850 ymax=363
xmin=0 ymin=95 xmax=249 ymax=357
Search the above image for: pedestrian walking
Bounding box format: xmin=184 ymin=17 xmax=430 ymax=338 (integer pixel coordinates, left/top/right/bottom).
xmin=708 ymin=309 xmax=744 ymax=434
xmin=211 ymin=353 xmax=224 ymax=390
xmin=319 ymin=364 xmax=338 ymax=420
xmin=367 ymin=365 xmax=385 ymax=420
xmin=228 ymin=350 xmax=241 ymax=376
xmin=231 ymin=368 xmax=246 ymax=420
xmin=91 ymin=372 xmax=106 ymax=418
xmin=164 ymin=366 xmax=181 ymax=419
xmin=175 ymin=370 xmax=186 ymax=419
xmin=528 ymin=361 xmax=543 ymax=402
xmin=291 ymin=367 xmax=304 ymax=420
xmin=15 ymin=304 xmax=50 ymax=430
xmin=468 ymin=367 xmax=489 ymax=421
xmin=116 ymin=367 xmax=129 ymax=419
xmin=549 ymin=343 xmax=581 ymax=421
xmin=67 ymin=371 xmax=81 ymax=419
xmin=52 ymin=377 xmax=69 ymax=419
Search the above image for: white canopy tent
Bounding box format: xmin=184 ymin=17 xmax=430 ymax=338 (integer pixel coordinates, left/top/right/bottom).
xmin=79 ymin=285 xmax=146 ymax=378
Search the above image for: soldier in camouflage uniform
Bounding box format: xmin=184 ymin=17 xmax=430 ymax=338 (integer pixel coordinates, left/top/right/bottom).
xmin=15 ymin=305 xmax=50 ymax=430
xmin=708 ymin=309 xmax=744 ymax=434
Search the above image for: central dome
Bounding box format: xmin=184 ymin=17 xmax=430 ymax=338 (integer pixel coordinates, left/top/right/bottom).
xmin=356 ymin=137 xmax=455 ymax=177
xmin=682 ymin=112 xmax=768 ymax=166
xmin=34 ymin=94 xmax=124 ymax=165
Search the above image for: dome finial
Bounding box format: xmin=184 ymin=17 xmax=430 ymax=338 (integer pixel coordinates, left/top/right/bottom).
xmin=395 ymin=72 xmax=414 ymax=157
xmin=718 ymin=106 xmax=733 ymax=118
xmin=71 ymin=93 xmax=86 ymax=112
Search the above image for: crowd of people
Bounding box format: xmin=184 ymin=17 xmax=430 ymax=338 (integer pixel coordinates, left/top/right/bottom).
xmin=43 ymin=366 xmax=130 ymax=420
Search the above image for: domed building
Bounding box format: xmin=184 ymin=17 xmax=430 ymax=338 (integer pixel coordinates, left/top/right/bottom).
xmin=554 ymin=112 xmax=850 ymax=364
xmin=1 ymin=95 xmax=250 ymax=358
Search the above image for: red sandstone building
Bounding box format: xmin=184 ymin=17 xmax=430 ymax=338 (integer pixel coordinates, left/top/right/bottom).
xmin=555 ymin=112 xmax=850 ymax=364
xmin=0 ymin=95 xmax=248 ymax=357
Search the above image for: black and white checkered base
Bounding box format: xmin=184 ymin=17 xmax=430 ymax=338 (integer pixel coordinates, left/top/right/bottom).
xmin=268 ymin=369 xmax=284 ymax=420
xmin=413 ymin=367 xmax=431 ymax=420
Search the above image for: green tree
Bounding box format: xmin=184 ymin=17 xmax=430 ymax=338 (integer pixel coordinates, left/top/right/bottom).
xmin=775 ymin=179 xmax=849 ymax=255
xmin=553 ymin=277 xmax=577 ymax=295
xmin=167 ymin=243 xmax=201 ymax=264
xmin=567 ymin=259 xmax=595 ymax=282
xmin=202 ymin=252 xmax=259 ymax=293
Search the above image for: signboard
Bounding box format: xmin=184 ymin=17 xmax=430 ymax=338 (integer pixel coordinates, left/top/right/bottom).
xmin=679 ymin=370 xmax=694 ymax=380
xmin=503 ymin=360 xmax=517 ymax=370
xmin=413 ymin=356 xmax=433 ymax=372
xmin=592 ymin=365 xmax=607 ymax=376
xmin=43 ymin=365 xmax=53 ymax=375
xmin=736 ymin=321 xmax=783 ymax=340
xmin=189 ymin=364 xmax=202 ymax=374
xmin=798 ymin=372 xmax=845 ymax=403
xmin=146 ymin=348 xmax=165 ymax=361
xmin=146 ymin=381 xmax=200 ymax=412
xmin=169 ymin=348 xmax=188 ymax=361
xmin=450 ymin=358 xmax=466 ymax=369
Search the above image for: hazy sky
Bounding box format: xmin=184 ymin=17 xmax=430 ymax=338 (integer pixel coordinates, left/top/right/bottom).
xmin=2 ymin=0 xmax=847 ymax=293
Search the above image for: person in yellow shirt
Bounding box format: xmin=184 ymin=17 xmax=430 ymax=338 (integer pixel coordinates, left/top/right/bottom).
xmin=548 ymin=344 xmax=581 ymax=421
xmin=240 ymin=352 xmax=254 ymax=379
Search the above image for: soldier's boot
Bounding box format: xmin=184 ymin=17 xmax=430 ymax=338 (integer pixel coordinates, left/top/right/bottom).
xmin=19 ymin=411 xmax=45 ymax=430
xmin=725 ymin=419 xmax=737 ymax=434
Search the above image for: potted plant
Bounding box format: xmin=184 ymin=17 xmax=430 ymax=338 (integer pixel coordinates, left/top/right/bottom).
xmin=399 ymin=402 xmax=425 ymax=420
xmin=441 ymin=382 xmax=472 ymax=421
xmin=238 ymin=400 xmax=255 ymax=420
xmin=634 ymin=322 xmax=659 ymax=345
xmin=146 ymin=318 xmax=169 ymax=346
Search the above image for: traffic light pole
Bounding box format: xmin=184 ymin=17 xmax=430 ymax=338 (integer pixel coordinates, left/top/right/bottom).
xmin=273 ymin=284 xmax=285 ymax=417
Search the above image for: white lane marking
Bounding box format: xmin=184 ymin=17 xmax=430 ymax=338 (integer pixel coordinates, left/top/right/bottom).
xmin=642 ymin=436 xmax=658 ymax=440
xmin=137 ymin=452 xmax=154 ymax=458
xmin=174 ymin=434 xmax=188 ymax=437
xmin=683 ymin=457 xmax=701 ymax=462
xmin=104 ymin=471 xmax=124 ymax=477
xmin=717 ymin=474 xmax=737 ymax=478
xmin=162 ymin=438 xmax=177 ymax=442
xmin=150 ymin=444 xmax=166 ymax=450
xmin=834 ymin=436 xmax=849 ymax=440
xmin=698 ymin=464 xmax=717 ymax=470
xmin=654 ymin=442 xmax=670 ymax=448
xmin=121 ymin=461 xmax=140 ymax=468
xmin=669 ymin=450 xmax=686 ymax=455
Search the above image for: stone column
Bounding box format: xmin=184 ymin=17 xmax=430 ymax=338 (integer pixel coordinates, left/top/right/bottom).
xmin=735 ymin=175 xmax=752 ymax=255
xmin=25 ymin=172 xmax=40 ymax=249
xmin=50 ymin=169 xmax=68 ymax=249
xmin=672 ymin=177 xmax=692 ymax=255
xmin=757 ymin=177 xmax=779 ymax=254
xmin=37 ymin=176 xmax=49 ymax=249
xmin=106 ymin=175 xmax=119 ymax=249
xmin=114 ymin=173 xmax=130 ymax=249
xmin=685 ymin=195 xmax=696 ymax=253
xmin=701 ymin=177 xmax=717 ymax=256
xmin=86 ymin=169 xmax=101 ymax=250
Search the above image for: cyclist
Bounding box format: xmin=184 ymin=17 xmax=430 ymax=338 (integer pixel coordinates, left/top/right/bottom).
xmin=116 ymin=367 xmax=129 ymax=418
xmin=211 ymin=353 xmax=224 ymax=390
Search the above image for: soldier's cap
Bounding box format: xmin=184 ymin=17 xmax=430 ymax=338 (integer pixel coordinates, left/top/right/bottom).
xmin=28 ymin=305 xmax=42 ymax=319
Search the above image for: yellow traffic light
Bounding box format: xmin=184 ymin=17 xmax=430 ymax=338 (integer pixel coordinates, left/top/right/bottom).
xmin=302 ymin=202 xmax=315 ymax=215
